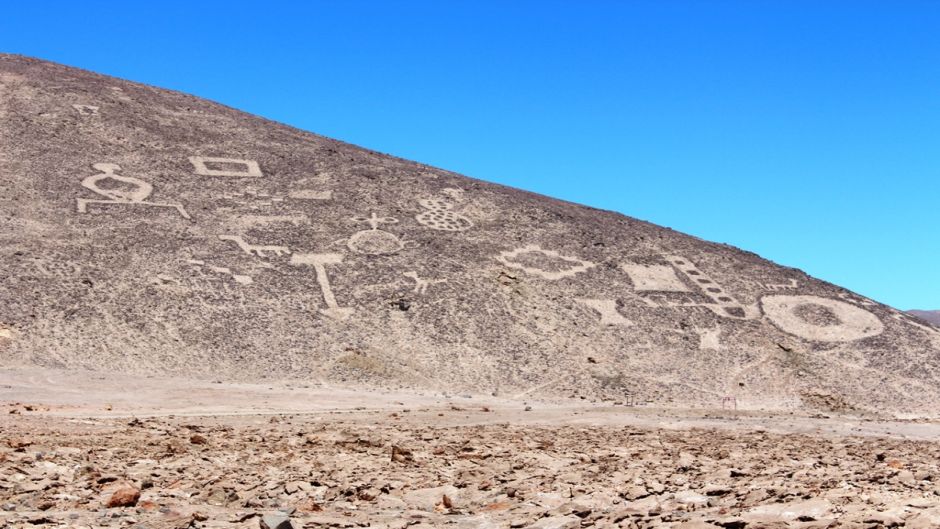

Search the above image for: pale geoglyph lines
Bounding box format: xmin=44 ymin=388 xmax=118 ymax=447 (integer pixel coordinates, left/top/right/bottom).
xmin=403 ymin=271 xmax=447 ymax=295
xmin=576 ymin=299 xmax=633 ymax=327
xmin=347 ymin=212 xmax=410 ymax=255
xmin=71 ymin=104 xmax=99 ymax=115
xmin=415 ymin=198 xmax=473 ymax=232
xmin=620 ymin=263 xmax=691 ymax=292
xmin=761 ymin=295 xmax=885 ymax=342
xmin=189 ymin=156 xmax=263 ymax=178
xmin=186 ymin=259 xmax=253 ymax=285
xmin=218 ymin=235 xmax=290 ymax=258
xmin=66 ymin=153 xmax=892 ymax=339
xmin=289 ymin=253 xmax=354 ymax=320
xmin=76 ymin=163 xmax=190 ymax=219
xmin=496 ymin=245 xmax=596 ymax=281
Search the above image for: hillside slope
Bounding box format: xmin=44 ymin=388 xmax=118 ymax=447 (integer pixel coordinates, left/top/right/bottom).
xmin=2 ymin=54 xmax=939 ymax=416
xmin=909 ymin=310 xmax=940 ymax=326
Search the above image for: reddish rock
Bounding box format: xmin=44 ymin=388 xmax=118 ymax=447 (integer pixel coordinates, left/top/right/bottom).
xmin=106 ymin=486 xmax=140 ymax=508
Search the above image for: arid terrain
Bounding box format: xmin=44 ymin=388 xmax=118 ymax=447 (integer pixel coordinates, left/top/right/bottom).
xmin=1 ymin=54 xmax=939 ymax=416
xmin=3 ymin=371 xmax=940 ymax=529
xmin=3 ymin=54 xmax=940 ymax=527
xmin=908 ymin=311 xmax=940 ymax=326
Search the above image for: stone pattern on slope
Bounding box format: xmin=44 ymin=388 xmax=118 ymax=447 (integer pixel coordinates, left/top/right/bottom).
xmin=2 ymin=414 xmax=940 ymax=528
xmin=1 ymin=54 xmax=940 ymax=415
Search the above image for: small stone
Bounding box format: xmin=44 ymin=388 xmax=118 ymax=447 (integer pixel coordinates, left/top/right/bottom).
xmin=189 ymin=434 xmax=207 ymax=444
xmin=404 ymin=486 xmax=459 ymax=511
xmin=358 ymin=488 xmax=380 ymax=501
xmin=743 ymin=498 xmax=832 ymax=523
xmin=106 ymin=486 xmax=140 ymax=508
xmin=523 ymin=515 xmax=581 ymax=529
xmin=260 ymin=514 xmax=293 ymax=529
xmin=864 ymin=512 xmax=903 ymax=527
xmin=675 ymin=490 xmax=709 ymax=506
xmin=391 ymin=445 xmax=414 ymax=463
xmin=621 ymin=485 xmax=649 ymax=500
xmin=674 ymin=522 xmax=721 ymax=529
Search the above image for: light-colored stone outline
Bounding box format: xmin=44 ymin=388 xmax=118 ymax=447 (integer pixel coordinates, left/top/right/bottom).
xmin=347 ymin=212 xmax=410 ymax=255
xmin=495 ymin=244 xmax=596 ymax=281
xmin=761 ymin=294 xmax=884 ymax=342
xmin=764 ymin=278 xmax=799 ymax=291
xmin=186 ymin=259 xmax=252 ymax=285
xmin=620 ymin=263 xmax=691 ymax=292
xmin=218 ymin=235 xmax=290 ymax=258
xmin=288 ymin=189 xmax=333 ymax=200
xmin=666 ymin=256 xmax=757 ymax=320
xmin=696 ymin=326 xmax=722 ymax=350
xmin=576 ymin=298 xmax=633 ymax=326
xmin=403 ymin=271 xmax=447 ymax=295
xmin=76 ymin=163 xmax=190 ymax=219
xmin=289 ymin=253 xmax=354 ymax=320
xmin=620 ymin=255 xmax=759 ymax=320
xmin=189 ymin=156 xmax=263 ymax=178
xmin=72 ymin=104 xmax=99 ymax=116
xmin=415 ymin=198 xmax=473 ymax=232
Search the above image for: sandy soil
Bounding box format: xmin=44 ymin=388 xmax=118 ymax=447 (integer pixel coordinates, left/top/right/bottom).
xmin=3 ymin=369 xmax=940 ymax=528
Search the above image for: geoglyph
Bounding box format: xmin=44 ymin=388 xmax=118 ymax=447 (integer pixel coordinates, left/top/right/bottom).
xmin=496 ymin=245 xmax=596 ymax=280
xmin=76 ymin=163 xmax=190 ymax=219
xmin=346 ymin=212 xmax=410 ymax=255
xmin=290 ymin=253 xmax=354 ymax=320
xmin=762 ymin=295 xmax=885 ymax=342
xmin=6 ymin=55 xmax=938 ymax=418
xmin=189 ymin=156 xmax=263 ymax=178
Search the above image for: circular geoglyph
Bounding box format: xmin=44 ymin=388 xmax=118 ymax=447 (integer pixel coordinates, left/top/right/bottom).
xmin=761 ymin=295 xmax=884 ymax=343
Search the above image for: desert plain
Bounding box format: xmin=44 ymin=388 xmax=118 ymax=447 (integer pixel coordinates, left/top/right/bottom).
xmin=3 ymin=369 xmax=940 ymax=529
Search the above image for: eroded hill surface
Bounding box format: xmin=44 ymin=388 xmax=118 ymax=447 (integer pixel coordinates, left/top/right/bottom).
xmin=1 ymin=54 xmax=939 ymax=415
xmin=909 ymin=310 xmax=940 ymax=326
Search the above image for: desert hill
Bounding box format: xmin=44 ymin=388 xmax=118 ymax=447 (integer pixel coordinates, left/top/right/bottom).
xmin=2 ymin=54 xmax=939 ymax=416
xmin=909 ymin=310 xmax=940 ymax=326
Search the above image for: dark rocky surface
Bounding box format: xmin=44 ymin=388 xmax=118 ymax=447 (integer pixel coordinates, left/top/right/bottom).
xmin=2 ymin=410 xmax=940 ymax=529
xmin=2 ymin=54 xmax=939 ymax=416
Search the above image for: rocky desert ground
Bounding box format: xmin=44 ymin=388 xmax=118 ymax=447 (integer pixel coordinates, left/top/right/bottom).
xmin=2 ymin=370 xmax=940 ymax=529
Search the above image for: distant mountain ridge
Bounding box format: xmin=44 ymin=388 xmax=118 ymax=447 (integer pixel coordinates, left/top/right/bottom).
xmin=908 ymin=310 xmax=940 ymax=326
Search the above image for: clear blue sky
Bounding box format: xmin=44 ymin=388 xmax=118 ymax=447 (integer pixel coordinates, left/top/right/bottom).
xmin=2 ymin=2 xmax=937 ymax=309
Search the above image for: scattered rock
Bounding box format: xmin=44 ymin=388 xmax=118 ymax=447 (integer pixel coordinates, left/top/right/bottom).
xmin=523 ymin=515 xmax=581 ymax=529
xmin=106 ymin=486 xmax=140 ymax=508
xmin=260 ymin=514 xmax=294 ymax=529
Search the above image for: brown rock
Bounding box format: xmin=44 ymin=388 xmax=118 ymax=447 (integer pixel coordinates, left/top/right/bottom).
xmin=106 ymin=486 xmax=140 ymax=508
xmin=391 ymin=445 xmax=414 ymax=463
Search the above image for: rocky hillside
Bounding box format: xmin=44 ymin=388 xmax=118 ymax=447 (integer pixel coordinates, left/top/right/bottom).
xmin=2 ymin=54 xmax=939 ymax=416
xmin=909 ymin=310 xmax=940 ymax=326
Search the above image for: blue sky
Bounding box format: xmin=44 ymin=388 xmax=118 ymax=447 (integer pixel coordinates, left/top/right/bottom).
xmin=2 ymin=2 xmax=937 ymax=309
